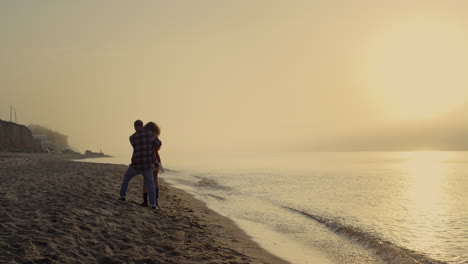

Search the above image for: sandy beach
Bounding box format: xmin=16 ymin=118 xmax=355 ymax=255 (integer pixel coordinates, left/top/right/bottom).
xmin=0 ymin=153 xmax=289 ymax=264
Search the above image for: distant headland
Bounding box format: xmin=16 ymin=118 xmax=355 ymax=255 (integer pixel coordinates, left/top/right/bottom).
xmin=0 ymin=120 xmax=109 ymax=158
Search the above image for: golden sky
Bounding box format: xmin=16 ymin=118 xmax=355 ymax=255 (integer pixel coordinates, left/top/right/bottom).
xmin=1 ymin=0 xmax=468 ymax=154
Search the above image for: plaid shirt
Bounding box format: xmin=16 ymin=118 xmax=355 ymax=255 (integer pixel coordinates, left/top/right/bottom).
xmin=129 ymin=129 xmax=158 ymax=170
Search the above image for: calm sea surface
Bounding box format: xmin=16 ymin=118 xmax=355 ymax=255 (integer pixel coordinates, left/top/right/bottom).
xmin=84 ymin=151 xmax=468 ymax=264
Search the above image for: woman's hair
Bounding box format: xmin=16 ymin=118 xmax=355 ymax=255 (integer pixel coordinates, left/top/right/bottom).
xmin=144 ymin=122 xmax=160 ymax=136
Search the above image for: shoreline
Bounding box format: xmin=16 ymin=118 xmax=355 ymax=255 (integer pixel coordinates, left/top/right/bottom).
xmin=0 ymin=152 xmax=289 ymax=263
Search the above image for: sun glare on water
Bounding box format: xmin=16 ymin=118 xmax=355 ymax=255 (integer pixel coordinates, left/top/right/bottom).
xmin=358 ymin=14 xmax=468 ymax=122
xmin=392 ymin=151 xmax=454 ymax=256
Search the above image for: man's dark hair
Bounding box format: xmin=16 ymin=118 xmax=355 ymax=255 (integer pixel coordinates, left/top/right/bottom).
xmin=134 ymin=120 xmax=143 ymax=128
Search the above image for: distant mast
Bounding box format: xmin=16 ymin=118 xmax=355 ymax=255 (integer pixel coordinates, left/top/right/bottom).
xmin=9 ymin=105 xmax=17 ymax=123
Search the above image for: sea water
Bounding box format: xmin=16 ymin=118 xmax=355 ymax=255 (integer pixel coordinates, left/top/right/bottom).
xmin=84 ymin=151 xmax=468 ymax=264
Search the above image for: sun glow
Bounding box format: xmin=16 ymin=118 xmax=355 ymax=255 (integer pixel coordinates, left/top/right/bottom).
xmin=358 ymin=15 xmax=468 ymax=121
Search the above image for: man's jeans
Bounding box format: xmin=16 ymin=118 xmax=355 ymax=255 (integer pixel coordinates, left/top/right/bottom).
xmin=119 ymin=166 xmax=156 ymax=205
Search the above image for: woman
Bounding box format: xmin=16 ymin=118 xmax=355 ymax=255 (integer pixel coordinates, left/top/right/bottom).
xmin=140 ymin=122 xmax=162 ymax=208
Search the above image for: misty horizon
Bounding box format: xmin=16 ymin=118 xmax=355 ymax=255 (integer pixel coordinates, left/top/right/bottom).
xmin=1 ymin=1 xmax=467 ymax=155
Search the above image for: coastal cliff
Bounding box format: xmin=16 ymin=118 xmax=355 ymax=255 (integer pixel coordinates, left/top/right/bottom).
xmin=0 ymin=120 xmax=41 ymax=152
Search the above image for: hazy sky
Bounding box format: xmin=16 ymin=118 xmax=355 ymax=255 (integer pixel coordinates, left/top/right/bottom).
xmin=1 ymin=0 xmax=468 ymax=155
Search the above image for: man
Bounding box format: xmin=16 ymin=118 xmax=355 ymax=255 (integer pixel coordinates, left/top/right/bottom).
xmin=119 ymin=120 xmax=158 ymax=209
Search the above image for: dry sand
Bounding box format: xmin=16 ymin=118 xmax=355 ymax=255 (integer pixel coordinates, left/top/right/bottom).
xmin=0 ymin=153 xmax=289 ymax=264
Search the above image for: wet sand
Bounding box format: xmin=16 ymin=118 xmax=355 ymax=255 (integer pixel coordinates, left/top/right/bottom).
xmin=0 ymin=153 xmax=289 ymax=264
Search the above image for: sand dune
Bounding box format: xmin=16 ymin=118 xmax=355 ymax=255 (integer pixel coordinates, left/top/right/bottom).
xmin=0 ymin=153 xmax=288 ymax=264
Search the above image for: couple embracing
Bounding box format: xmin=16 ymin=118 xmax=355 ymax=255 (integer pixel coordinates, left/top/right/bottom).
xmin=119 ymin=120 xmax=163 ymax=210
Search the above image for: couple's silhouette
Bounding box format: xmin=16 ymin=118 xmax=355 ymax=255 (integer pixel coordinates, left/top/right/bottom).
xmin=119 ymin=120 xmax=162 ymax=209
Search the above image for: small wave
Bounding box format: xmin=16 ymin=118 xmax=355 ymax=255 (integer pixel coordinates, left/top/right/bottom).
xmin=162 ymin=168 xmax=178 ymax=173
xmin=283 ymin=206 xmax=447 ymax=264
xmin=206 ymin=194 xmax=226 ymax=200
xmin=193 ymin=176 xmax=232 ymax=191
